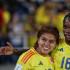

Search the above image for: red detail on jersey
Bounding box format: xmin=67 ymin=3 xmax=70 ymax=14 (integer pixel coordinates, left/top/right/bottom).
xmin=21 ymin=50 xmax=35 ymax=63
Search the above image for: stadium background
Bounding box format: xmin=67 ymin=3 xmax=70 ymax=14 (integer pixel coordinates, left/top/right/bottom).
xmin=0 ymin=0 xmax=70 ymax=70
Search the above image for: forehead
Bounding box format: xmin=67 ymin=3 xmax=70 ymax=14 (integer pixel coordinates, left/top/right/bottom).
xmin=40 ymin=33 xmax=55 ymax=39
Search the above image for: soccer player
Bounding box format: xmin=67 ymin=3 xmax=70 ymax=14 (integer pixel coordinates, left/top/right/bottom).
xmin=52 ymin=13 xmax=70 ymax=70
xmin=14 ymin=25 xmax=59 ymax=70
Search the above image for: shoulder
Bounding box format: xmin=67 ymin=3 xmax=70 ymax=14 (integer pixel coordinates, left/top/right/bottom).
xmin=18 ymin=49 xmax=35 ymax=64
xmin=51 ymin=42 xmax=66 ymax=56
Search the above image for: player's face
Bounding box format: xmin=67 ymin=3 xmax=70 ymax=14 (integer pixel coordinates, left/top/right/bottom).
xmin=63 ymin=18 xmax=70 ymax=41
xmin=38 ymin=33 xmax=56 ymax=56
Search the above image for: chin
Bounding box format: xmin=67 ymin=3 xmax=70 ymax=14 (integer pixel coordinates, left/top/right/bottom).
xmin=45 ymin=51 xmax=49 ymax=55
xmin=42 ymin=52 xmax=48 ymax=55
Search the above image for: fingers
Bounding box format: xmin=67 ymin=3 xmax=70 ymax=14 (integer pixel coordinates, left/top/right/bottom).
xmin=6 ymin=42 xmax=12 ymax=47
xmin=0 ymin=42 xmax=15 ymax=55
xmin=0 ymin=47 xmax=13 ymax=55
xmin=4 ymin=47 xmax=13 ymax=55
xmin=6 ymin=42 xmax=14 ymax=49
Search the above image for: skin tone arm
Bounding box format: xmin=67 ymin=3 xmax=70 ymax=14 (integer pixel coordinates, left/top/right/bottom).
xmin=0 ymin=42 xmax=15 ymax=55
xmin=0 ymin=42 xmax=28 ymax=55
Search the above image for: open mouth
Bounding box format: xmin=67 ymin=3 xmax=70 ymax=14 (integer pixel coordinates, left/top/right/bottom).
xmin=43 ymin=47 xmax=49 ymax=50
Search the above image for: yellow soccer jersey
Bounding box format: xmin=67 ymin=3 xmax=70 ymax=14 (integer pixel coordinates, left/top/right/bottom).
xmin=52 ymin=41 xmax=70 ymax=70
xmin=14 ymin=48 xmax=54 ymax=70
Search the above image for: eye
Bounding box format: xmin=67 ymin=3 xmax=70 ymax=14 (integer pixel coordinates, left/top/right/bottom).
xmin=64 ymin=25 xmax=67 ymax=29
xmin=49 ymin=40 xmax=55 ymax=43
xmin=42 ymin=38 xmax=46 ymax=41
xmin=64 ymin=25 xmax=70 ymax=29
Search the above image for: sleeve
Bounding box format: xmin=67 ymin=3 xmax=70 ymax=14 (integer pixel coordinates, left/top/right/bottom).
xmin=14 ymin=53 xmax=27 ymax=70
xmin=14 ymin=51 xmax=32 ymax=70
xmin=14 ymin=64 xmax=22 ymax=70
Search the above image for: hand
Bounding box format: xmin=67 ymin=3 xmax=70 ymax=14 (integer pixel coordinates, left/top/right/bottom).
xmin=4 ymin=42 xmax=14 ymax=55
xmin=0 ymin=47 xmax=5 ymax=55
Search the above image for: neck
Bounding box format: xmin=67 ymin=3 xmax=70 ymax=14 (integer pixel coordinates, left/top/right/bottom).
xmin=65 ymin=39 xmax=70 ymax=45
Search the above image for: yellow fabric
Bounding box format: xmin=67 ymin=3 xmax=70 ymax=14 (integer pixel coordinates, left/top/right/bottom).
xmin=56 ymin=13 xmax=64 ymax=32
xmin=3 ymin=11 xmax=10 ymax=24
xmin=52 ymin=13 xmax=65 ymax=39
xmin=24 ymin=23 xmax=32 ymax=32
xmin=35 ymin=6 xmax=50 ymax=25
xmin=15 ymin=48 xmax=54 ymax=70
xmin=24 ymin=23 xmax=37 ymax=48
xmin=52 ymin=41 xmax=70 ymax=70
xmin=28 ymin=34 xmax=37 ymax=48
xmin=2 ymin=11 xmax=10 ymax=34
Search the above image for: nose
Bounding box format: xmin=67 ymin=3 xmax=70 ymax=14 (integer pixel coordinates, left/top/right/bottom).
xmin=45 ymin=40 xmax=50 ymax=46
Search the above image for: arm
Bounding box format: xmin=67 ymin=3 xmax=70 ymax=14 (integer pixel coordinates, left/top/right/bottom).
xmin=3 ymin=42 xmax=29 ymax=55
xmin=0 ymin=47 xmax=5 ymax=55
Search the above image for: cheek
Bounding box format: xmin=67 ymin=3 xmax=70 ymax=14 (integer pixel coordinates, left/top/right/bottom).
xmin=50 ymin=43 xmax=56 ymax=49
xmin=38 ymin=40 xmax=44 ymax=47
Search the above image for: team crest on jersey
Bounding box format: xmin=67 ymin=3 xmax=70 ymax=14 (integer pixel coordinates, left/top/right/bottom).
xmin=38 ymin=61 xmax=43 ymax=65
xmin=48 ymin=68 xmax=52 ymax=70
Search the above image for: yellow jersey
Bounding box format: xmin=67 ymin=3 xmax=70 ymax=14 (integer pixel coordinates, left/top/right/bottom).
xmin=52 ymin=41 xmax=70 ymax=70
xmin=14 ymin=48 xmax=54 ymax=70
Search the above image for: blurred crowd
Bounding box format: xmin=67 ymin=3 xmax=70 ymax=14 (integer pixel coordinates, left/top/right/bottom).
xmin=0 ymin=0 xmax=70 ymax=63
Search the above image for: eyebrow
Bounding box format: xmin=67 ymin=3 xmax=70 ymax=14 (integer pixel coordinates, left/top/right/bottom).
xmin=42 ymin=36 xmax=55 ymax=40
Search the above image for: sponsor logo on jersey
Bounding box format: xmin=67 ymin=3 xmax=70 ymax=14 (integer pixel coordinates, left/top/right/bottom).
xmin=57 ymin=48 xmax=64 ymax=52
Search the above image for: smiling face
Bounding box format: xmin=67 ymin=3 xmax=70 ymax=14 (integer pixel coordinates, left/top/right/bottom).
xmin=63 ymin=18 xmax=70 ymax=42
xmin=37 ymin=33 xmax=56 ymax=56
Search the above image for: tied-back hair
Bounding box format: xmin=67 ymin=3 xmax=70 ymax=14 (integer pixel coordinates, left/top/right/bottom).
xmin=34 ymin=25 xmax=59 ymax=49
xmin=63 ymin=13 xmax=70 ymax=24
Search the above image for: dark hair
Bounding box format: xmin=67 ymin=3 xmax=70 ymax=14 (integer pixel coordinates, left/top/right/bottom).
xmin=63 ymin=13 xmax=70 ymax=24
xmin=34 ymin=25 xmax=59 ymax=48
